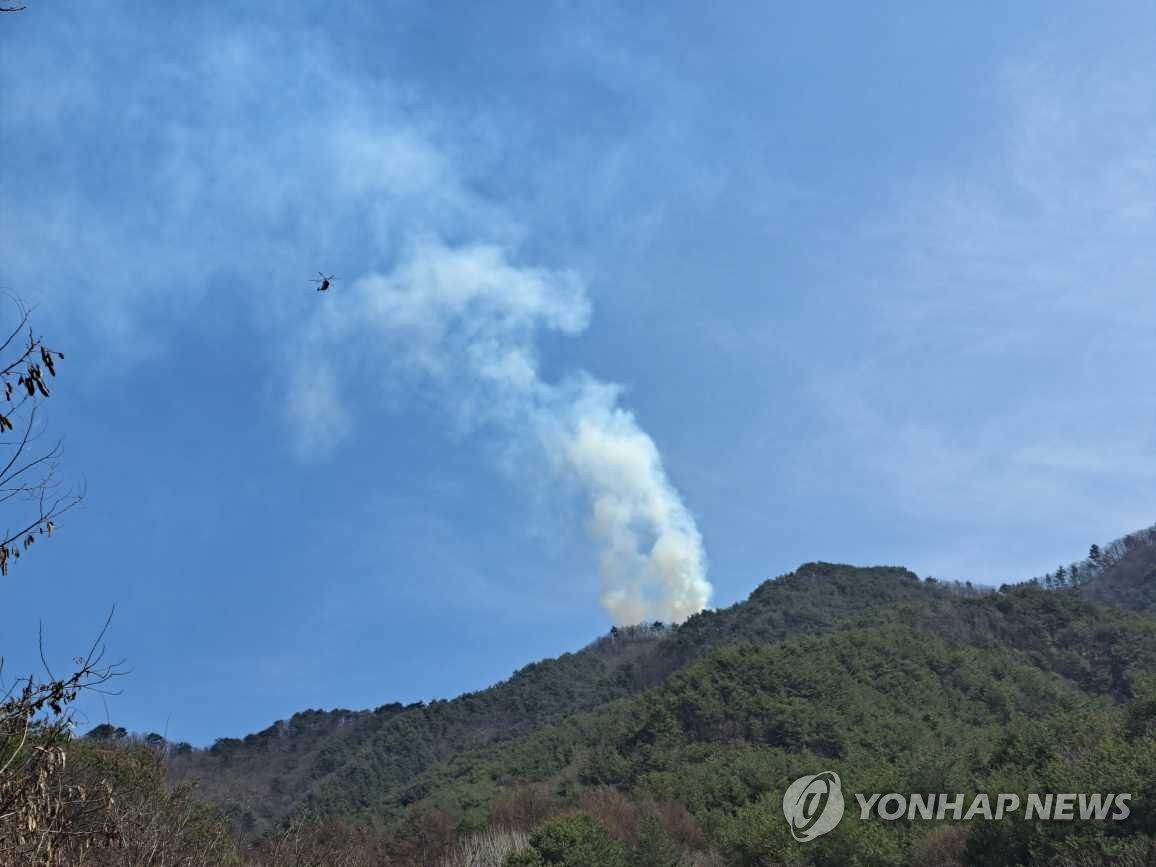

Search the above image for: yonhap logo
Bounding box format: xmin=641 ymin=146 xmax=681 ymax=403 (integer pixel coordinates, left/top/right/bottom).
xmin=783 ymin=771 xmax=845 ymax=842
xmin=782 ymin=772 xmax=1133 ymax=844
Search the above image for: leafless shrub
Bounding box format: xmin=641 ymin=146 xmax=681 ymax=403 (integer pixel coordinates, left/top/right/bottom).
xmin=0 ymin=613 xmax=125 ymax=865
xmin=908 ymin=823 xmax=968 ymax=867
xmin=580 ymin=786 xmax=638 ymax=841
xmin=51 ymin=741 xmax=241 ymax=867
xmin=254 ymin=816 xmax=392 ymax=867
xmin=489 ymin=784 xmax=561 ymax=832
xmin=650 ymin=801 xmax=706 ymax=852
xmin=675 ymin=851 xmax=726 ymax=867
xmin=438 ymin=826 xmax=529 ymax=867
xmin=1050 ymin=839 xmax=1156 ymax=867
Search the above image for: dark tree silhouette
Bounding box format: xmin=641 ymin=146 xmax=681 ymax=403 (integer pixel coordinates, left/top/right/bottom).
xmin=0 ymin=296 xmax=82 ymax=577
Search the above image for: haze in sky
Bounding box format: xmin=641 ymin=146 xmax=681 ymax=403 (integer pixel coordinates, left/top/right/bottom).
xmin=2 ymin=1 xmax=1153 ymax=745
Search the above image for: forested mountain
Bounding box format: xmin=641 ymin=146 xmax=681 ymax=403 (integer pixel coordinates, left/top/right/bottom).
xmin=165 ymin=564 xmax=946 ymax=830
xmin=1075 ymin=527 xmax=1156 ymax=613
xmin=108 ymin=525 xmax=1156 ymax=864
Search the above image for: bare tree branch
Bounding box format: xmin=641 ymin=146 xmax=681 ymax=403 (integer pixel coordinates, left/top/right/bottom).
xmin=1 ymin=611 xmax=129 ymax=863
xmin=0 ymin=297 xmax=81 ymax=577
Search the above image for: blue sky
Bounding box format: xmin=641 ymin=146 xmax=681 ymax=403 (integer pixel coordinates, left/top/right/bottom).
xmin=2 ymin=1 xmax=1153 ymax=746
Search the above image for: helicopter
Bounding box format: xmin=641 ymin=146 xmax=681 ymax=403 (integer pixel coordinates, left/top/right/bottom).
xmin=311 ymin=272 xmax=337 ymax=292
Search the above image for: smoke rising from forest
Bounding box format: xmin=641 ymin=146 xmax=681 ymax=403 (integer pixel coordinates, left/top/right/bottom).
xmin=296 ymin=237 xmax=711 ymax=624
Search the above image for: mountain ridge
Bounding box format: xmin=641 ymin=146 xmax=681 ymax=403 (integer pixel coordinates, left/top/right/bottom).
xmin=118 ymin=522 xmax=1156 ymax=863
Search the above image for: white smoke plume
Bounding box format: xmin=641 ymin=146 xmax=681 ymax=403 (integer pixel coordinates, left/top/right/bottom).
xmin=542 ymin=380 xmax=711 ymax=624
xmin=0 ymin=11 xmax=710 ymax=624
xmin=297 ymin=236 xmax=711 ymax=625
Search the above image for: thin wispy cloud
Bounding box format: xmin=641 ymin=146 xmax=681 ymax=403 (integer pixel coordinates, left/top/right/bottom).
xmin=1 ymin=14 xmax=711 ymax=625
xmin=872 ymin=59 xmax=1156 ymax=351
xmin=812 ymin=51 xmax=1156 ymax=577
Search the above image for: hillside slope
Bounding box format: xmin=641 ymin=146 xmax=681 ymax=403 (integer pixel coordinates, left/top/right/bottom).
xmin=1078 ymin=526 xmax=1156 ymax=612
xmin=158 ymin=528 xmax=1156 ymax=864
xmin=311 ymin=583 xmax=1156 ymax=826
xmin=168 ymin=563 xmax=946 ymax=832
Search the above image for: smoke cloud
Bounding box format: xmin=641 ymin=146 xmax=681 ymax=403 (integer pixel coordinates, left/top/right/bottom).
xmin=544 ymin=381 xmax=711 ymax=624
xmin=0 ymin=8 xmax=710 ymax=625
xmin=297 ymin=236 xmax=711 ymax=624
